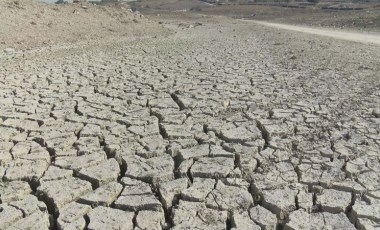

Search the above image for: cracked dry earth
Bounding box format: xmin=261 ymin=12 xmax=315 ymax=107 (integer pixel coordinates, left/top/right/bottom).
xmin=0 ymin=16 xmax=380 ymax=230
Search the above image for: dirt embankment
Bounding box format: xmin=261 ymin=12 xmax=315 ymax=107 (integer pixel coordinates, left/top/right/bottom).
xmin=0 ymin=0 xmax=165 ymax=50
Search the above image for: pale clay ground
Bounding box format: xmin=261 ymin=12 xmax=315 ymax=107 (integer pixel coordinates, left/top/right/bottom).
xmin=0 ymin=5 xmax=380 ymax=230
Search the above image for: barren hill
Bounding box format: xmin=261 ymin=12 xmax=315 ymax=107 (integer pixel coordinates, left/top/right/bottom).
xmin=0 ymin=0 xmax=164 ymax=50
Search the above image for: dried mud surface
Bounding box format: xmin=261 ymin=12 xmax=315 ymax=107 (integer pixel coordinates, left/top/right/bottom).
xmin=0 ymin=9 xmax=380 ymax=230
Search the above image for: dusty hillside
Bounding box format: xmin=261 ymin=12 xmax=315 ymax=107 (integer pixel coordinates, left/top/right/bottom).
xmin=0 ymin=0 xmax=165 ymax=50
xmin=133 ymin=0 xmax=380 ymax=33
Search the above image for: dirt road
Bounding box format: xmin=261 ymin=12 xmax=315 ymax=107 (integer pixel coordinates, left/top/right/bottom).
xmin=246 ymin=20 xmax=380 ymax=45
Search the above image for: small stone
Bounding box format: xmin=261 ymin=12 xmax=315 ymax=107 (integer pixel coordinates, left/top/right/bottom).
xmin=4 ymin=48 xmax=15 ymax=54
xmin=372 ymin=108 xmax=380 ymax=118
